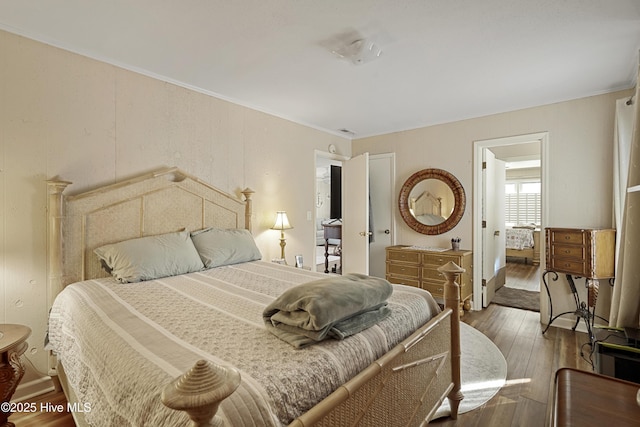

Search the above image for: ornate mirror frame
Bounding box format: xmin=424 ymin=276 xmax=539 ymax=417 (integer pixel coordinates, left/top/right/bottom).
xmin=398 ymin=168 xmax=466 ymax=235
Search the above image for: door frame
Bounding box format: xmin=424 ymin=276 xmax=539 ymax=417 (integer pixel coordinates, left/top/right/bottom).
xmin=313 ymin=150 xmax=348 ymax=272
xmin=472 ymin=132 xmax=549 ymax=311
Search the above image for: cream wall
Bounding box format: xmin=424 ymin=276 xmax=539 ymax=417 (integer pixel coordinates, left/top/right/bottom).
xmin=353 ymin=90 xmax=632 ymax=328
xmin=0 ymin=30 xmax=350 ymax=382
xmin=2 ymin=26 xmax=632 ymax=393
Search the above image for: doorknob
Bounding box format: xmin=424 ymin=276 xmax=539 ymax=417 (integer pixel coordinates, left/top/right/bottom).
xmin=384 ymin=229 xmax=390 ymax=234
xmin=359 ymin=231 xmax=373 ymax=236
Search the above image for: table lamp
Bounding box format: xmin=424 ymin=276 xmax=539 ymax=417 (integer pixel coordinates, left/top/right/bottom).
xmin=271 ymin=211 xmax=293 ymax=263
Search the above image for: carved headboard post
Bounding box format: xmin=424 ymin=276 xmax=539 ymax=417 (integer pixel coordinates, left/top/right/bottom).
xmin=46 ymin=180 xmax=71 ymax=310
xmin=241 ymin=188 xmax=255 ymax=233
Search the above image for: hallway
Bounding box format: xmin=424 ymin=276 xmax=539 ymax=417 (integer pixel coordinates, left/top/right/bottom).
xmin=504 ymin=259 xmax=540 ymax=292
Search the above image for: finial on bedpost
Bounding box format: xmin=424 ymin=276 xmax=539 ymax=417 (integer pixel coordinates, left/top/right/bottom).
xmin=162 ymin=360 xmax=241 ymax=427
xmin=437 ymin=261 xmax=464 ymax=420
xmin=241 ymin=188 xmax=254 ymax=232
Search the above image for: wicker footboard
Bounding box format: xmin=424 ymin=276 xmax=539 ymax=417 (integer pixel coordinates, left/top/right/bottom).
xmin=57 ymin=308 xmax=455 ymax=427
xmin=289 ymin=309 xmax=455 ymax=427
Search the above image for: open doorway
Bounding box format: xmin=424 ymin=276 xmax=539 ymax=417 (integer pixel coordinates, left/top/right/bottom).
xmin=472 ymin=133 xmax=549 ymax=314
xmin=314 ymin=153 xmax=345 ymax=273
xmin=494 ymin=148 xmax=542 ymax=310
xmin=313 ymin=151 xmax=395 ymax=277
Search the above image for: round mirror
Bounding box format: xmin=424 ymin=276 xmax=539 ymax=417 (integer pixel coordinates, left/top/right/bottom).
xmin=398 ymin=168 xmax=465 ymax=235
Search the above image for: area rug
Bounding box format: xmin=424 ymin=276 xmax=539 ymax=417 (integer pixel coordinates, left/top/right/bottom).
xmin=492 ymin=286 xmax=540 ymax=312
xmin=434 ymin=322 xmax=507 ymax=418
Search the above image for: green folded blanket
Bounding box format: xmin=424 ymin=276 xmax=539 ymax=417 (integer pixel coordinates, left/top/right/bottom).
xmin=263 ymin=273 xmax=393 ymax=348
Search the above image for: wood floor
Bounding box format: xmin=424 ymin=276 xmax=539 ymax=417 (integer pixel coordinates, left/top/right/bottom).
xmin=431 ymin=304 xmax=592 ymax=427
xmin=504 ymin=259 xmax=541 ymax=292
xmin=10 ymin=262 xmax=591 ymax=427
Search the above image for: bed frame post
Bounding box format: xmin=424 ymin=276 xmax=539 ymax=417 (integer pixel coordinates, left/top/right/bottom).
xmin=162 ymin=360 xmax=241 ymax=427
xmin=46 ymin=180 xmax=71 ymax=310
xmin=46 ymin=180 xmax=71 ymax=378
xmin=241 ymin=188 xmax=254 ymax=232
xmin=438 ymin=261 xmax=464 ymax=419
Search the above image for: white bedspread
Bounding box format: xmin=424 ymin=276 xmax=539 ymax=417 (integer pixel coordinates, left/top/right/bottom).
xmin=505 ymin=228 xmax=535 ymax=250
xmin=48 ymin=261 xmax=440 ymax=426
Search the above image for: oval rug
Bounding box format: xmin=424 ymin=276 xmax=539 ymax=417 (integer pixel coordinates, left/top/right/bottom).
xmin=434 ymin=322 xmax=507 ymax=418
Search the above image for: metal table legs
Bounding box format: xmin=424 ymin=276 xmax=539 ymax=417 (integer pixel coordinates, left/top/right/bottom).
xmin=541 ymin=271 xmax=607 ymax=344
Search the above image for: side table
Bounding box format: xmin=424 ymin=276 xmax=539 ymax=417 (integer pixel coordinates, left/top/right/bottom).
xmin=551 ymin=367 xmax=640 ymax=426
xmin=541 ymin=228 xmax=615 ymax=343
xmin=0 ymin=324 xmax=31 ymax=427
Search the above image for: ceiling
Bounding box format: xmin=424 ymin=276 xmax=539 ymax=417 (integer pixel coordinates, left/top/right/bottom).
xmin=1 ymin=1 xmax=639 ymax=139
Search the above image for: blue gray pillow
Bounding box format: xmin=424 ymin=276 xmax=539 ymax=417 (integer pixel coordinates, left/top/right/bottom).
xmin=94 ymin=230 xmax=204 ymax=283
xmin=191 ymin=228 xmax=262 ymax=268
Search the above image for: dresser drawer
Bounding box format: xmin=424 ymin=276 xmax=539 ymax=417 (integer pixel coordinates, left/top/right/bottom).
xmin=550 ymin=244 xmax=586 ymax=260
xmin=548 ymin=229 xmax=587 ymax=246
xmin=386 ymin=274 xmax=420 ymax=288
xmin=387 ymin=249 xmax=420 ymax=264
xmin=422 ymin=253 xmax=458 ymax=266
xmin=422 ymin=282 xmax=445 ymax=297
xmin=547 ymin=258 xmax=587 ymax=276
xmin=422 ymin=267 xmax=445 ymax=281
xmin=386 ymin=263 xmax=420 ymax=278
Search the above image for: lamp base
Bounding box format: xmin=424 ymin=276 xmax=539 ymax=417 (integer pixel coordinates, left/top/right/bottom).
xmin=279 ymin=235 xmax=287 ymax=264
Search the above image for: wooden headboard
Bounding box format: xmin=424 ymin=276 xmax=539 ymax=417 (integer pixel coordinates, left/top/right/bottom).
xmin=46 ymin=167 xmax=254 ymax=308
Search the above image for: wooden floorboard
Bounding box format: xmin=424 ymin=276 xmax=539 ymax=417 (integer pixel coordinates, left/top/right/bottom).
xmin=505 ymin=259 xmax=541 ymax=292
xmin=8 ymin=388 xmax=75 ymax=426
xmin=431 ymin=304 xmax=592 ymax=427
xmin=10 ymin=262 xmax=590 ymax=427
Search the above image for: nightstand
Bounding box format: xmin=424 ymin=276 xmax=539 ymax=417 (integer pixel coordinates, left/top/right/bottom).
xmin=551 ymin=368 xmax=640 ymax=426
xmin=0 ymin=324 xmax=31 ymax=427
xmin=542 ymin=227 xmax=615 ymax=343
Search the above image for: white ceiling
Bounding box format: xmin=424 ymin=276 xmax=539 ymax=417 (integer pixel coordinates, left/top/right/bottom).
xmin=1 ymin=1 xmax=639 ymax=138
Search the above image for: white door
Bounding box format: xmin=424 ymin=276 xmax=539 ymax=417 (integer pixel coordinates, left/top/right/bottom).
xmin=482 ymin=150 xmax=506 ymax=307
xmin=369 ymin=154 xmax=395 ymax=278
xmin=342 ymin=152 xmax=370 ymax=274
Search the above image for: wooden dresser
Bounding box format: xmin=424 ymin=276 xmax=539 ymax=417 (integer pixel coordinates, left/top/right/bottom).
xmin=386 ymin=245 xmax=473 ymax=311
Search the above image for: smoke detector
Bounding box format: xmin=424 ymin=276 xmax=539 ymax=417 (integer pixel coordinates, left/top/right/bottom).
xmin=332 ymin=38 xmax=382 ymax=65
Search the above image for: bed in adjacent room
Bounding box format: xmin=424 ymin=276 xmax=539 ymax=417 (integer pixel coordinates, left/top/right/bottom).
xmin=505 ymin=226 xmax=540 ymax=265
xmin=45 ymin=167 xmax=462 ymax=426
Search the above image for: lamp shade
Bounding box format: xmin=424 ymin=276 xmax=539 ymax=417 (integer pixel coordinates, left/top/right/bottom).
xmin=271 ymin=211 xmax=293 ymax=230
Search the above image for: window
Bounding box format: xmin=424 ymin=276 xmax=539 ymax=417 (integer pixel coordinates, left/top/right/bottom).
xmin=505 ymin=180 xmax=540 ymax=225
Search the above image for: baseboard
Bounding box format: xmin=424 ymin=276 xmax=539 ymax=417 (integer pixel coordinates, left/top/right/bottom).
xmin=543 ymin=316 xmax=596 ymax=335
xmin=14 ymin=376 xmax=56 ymax=401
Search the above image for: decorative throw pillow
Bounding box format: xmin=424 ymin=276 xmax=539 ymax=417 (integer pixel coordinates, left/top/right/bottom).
xmin=94 ymin=230 xmax=205 ymax=283
xmin=191 ymin=228 xmax=262 ymax=268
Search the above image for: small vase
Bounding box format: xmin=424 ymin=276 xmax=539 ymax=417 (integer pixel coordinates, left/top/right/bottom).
xmin=451 ymin=242 xmax=460 ymax=251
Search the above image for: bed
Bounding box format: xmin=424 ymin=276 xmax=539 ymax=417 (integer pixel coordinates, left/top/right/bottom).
xmin=505 ymin=227 xmax=540 ymax=265
xmin=45 ymin=167 xmax=462 ymax=426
